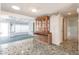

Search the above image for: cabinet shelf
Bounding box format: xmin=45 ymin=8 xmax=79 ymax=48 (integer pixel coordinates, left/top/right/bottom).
xmin=34 ymin=16 xmax=52 ymax=44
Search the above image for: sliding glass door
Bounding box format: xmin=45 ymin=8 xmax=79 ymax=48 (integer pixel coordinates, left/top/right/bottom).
xmin=66 ymin=16 xmax=78 ymax=41
xmin=63 ymin=15 xmax=78 ymax=52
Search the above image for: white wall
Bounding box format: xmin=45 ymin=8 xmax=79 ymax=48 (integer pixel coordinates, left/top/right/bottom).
xmin=50 ymin=14 xmax=63 ymax=45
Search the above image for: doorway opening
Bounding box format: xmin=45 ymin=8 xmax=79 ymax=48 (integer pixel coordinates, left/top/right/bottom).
xmin=62 ymin=14 xmax=78 ymax=53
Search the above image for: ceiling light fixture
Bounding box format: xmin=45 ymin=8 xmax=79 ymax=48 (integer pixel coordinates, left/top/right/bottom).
xmin=12 ymin=5 xmax=20 ymax=10
xmin=32 ymin=9 xmax=37 ymax=12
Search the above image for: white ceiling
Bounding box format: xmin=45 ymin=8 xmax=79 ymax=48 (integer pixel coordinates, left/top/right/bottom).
xmin=1 ymin=3 xmax=79 ymax=17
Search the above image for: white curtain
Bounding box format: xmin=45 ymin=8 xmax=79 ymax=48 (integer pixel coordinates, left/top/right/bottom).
xmin=0 ymin=22 xmax=9 ymax=37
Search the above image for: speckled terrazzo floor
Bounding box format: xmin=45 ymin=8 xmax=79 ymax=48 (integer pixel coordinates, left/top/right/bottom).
xmin=0 ymin=38 xmax=78 ymax=55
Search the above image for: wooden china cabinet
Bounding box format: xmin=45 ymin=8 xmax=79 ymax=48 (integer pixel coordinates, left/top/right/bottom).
xmin=34 ymin=16 xmax=52 ymax=44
